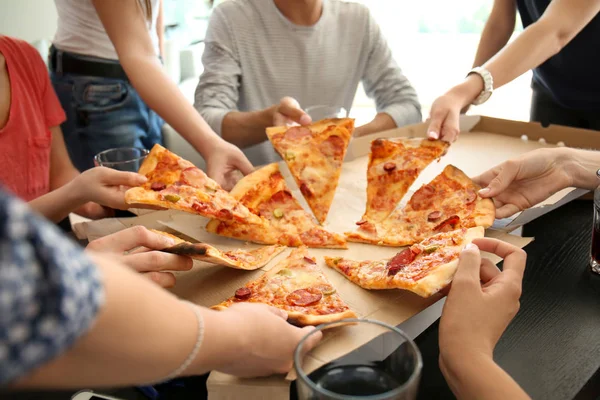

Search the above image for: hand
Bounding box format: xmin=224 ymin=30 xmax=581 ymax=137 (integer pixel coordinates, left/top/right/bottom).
xmin=439 ymin=238 xmax=526 ymax=366
xmin=473 ymin=148 xmax=573 ymax=218
xmin=86 ymin=226 xmax=193 ymax=288
xmin=205 ymin=139 xmax=254 ymax=191
xmin=74 ymin=202 xmax=115 ymax=220
xmin=272 ymin=97 xmax=312 ymax=127
xmin=426 ymin=93 xmax=463 ymax=143
xmin=70 ymin=167 xmax=147 ymax=210
xmin=217 ymin=303 xmax=322 ymax=377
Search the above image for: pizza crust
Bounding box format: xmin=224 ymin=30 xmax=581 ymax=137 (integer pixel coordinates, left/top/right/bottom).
xmin=287 ymin=309 xmax=358 ymax=326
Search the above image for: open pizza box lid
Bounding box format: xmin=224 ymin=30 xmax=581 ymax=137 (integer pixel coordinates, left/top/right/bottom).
xmin=70 ymin=115 xmax=599 ymax=400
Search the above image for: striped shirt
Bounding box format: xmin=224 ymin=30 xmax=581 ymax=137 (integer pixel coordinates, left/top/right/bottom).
xmin=195 ymin=0 xmax=422 ymax=166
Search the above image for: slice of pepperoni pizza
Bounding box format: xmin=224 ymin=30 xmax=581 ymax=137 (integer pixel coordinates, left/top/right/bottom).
xmin=346 ymin=165 xmax=495 ymax=246
xmin=361 ymin=138 xmax=448 ymax=223
xmin=212 ymin=247 xmax=357 ymax=326
xmin=125 ymin=144 xmax=274 ymax=235
xmin=206 ymin=163 xmax=347 ymax=248
xmin=266 ymin=118 xmax=354 ymax=224
xmin=326 ymin=227 xmax=484 ymax=297
xmin=150 ymin=230 xmax=286 ymax=271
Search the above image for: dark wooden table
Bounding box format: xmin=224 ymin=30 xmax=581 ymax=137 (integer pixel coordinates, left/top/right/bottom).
xmin=416 ymin=200 xmax=600 ymax=400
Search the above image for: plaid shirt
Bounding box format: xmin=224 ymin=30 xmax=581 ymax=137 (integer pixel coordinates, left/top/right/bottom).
xmin=0 ymin=188 xmax=104 ymax=384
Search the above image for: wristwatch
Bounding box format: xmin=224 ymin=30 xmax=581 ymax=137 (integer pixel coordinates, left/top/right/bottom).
xmin=467 ymin=66 xmax=494 ymax=105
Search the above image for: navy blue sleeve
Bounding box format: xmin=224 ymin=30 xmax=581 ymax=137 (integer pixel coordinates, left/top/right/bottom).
xmin=0 ymin=189 xmax=105 ymax=384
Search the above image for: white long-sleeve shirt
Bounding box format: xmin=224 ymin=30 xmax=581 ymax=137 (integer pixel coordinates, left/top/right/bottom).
xmin=195 ymin=0 xmax=422 ymax=166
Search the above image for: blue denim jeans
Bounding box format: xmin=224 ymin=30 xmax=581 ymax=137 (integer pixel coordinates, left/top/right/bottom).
xmin=51 ymin=69 xmax=164 ymax=171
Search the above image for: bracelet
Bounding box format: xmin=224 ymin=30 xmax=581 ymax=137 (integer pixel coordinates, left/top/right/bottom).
xmin=158 ymin=301 xmax=205 ymax=383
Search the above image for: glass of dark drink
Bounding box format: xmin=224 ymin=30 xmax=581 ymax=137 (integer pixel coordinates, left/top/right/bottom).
xmin=94 ymin=147 xmax=149 ymax=172
xmin=591 ymin=169 xmax=600 ymax=274
xmin=294 ymin=319 xmax=422 ymax=400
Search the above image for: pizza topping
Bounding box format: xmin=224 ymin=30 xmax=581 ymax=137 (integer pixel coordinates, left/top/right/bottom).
xmin=234 ymin=287 xmax=252 ymax=300
xmin=356 ymin=219 xmax=368 ymax=226
xmin=315 ymin=284 xmax=336 ymax=296
xmin=319 ymin=135 xmax=345 ymax=160
xmin=164 ymin=194 xmax=181 ymax=203
xmin=300 ymin=183 xmax=313 ymax=198
xmin=273 ymin=208 xmax=284 ymax=218
xmin=303 ymin=256 xmax=317 ymax=264
xmin=410 ymin=184 xmax=436 ymax=210
xmin=423 ymin=245 xmax=439 ymax=254
xmin=217 ymin=209 xmax=233 ymax=220
xmin=181 ymin=167 xmax=207 ymax=188
xmin=286 ymin=288 xmax=322 ymax=306
xmin=434 ymin=215 xmax=461 ymax=232
xmin=277 ymin=268 xmax=293 ymax=277
xmin=387 ymin=248 xmax=416 ymax=276
xmin=465 ymin=189 xmax=477 ymax=204
xmin=410 ymin=245 xmax=422 ymax=255
xmin=383 ymin=162 xmax=396 ymax=172
xmin=427 ymin=211 xmax=442 ymax=221
xmin=285 ymin=126 xmax=312 ymax=141
xmin=285 ymin=151 xmax=296 ymax=161
xmin=151 ymin=182 xmax=166 ymax=191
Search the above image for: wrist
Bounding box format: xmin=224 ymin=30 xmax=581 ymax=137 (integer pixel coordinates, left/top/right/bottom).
xmin=447 ymin=75 xmax=484 ymax=109
xmin=63 ymin=177 xmax=89 ymax=207
xmin=439 ymin=348 xmax=495 ymax=388
xmin=561 ymin=148 xmax=600 ymax=190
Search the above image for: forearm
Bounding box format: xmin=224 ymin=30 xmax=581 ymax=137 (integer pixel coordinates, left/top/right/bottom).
xmin=221 ymin=107 xmax=274 ymax=148
xmin=28 ymin=181 xmax=85 ymax=223
xmin=121 ymin=55 xmax=221 ymax=155
xmin=354 ymin=112 xmax=397 ymax=138
xmin=562 ymin=148 xmax=600 ymax=190
xmin=440 ymin=352 xmax=530 ymax=400
xmin=15 ymin=253 xmax=247 ymax=388
xmin=472 ymin=1 xmax=516 ymax=67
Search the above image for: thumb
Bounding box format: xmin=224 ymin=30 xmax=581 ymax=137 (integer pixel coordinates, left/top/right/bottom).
xmin=452 ymin=243 xmax=482 ymax=289
xmin=478 ymin=161 xmax=519 ymax=198
xmin=233 ymin=152 xmax=255 ymax=176
xmin=297 ymin=326 xmax=323 ymax=353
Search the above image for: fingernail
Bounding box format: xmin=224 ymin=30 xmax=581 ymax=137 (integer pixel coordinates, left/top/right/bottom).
xmin=464 ymin=243 xmax=478 ymax=252
xmin=428 ymin=131 xmax=439 ymax=140
xmin=300 ymin=115 xmax=312 ymax=125
xmin=478 ymin=187 xmax=490 ymax=196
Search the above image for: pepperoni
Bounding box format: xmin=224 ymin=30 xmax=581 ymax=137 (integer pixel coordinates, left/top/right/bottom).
xmin=410 ymin=245 xmax=422 ymax=255
xmin=357 ymin=221 xmax=377 ymax=235
xmin=383 ymin=162 xmax=396 ymax=172
xmin=387 ymin=248 xmax=416 ymax=277
xmin=285 ymin=126 xmax=312 ymax=141
xmin=150 ymin=182 xmax=166 ymax=191
xmin=286 ymin=288 xmax=323 ymax=306
xmin=181 ymin=167 xmax=207 ymax=188
xmin=217 ymin=209 xmax=233 ymax=220
xmin=192 ymin=202 xmax=213 ymax=214
xmin=235 ymin=287 xmax=252 ymax=300
xmin=434 ymin=215 xmax=461 ymax=232
xmin=271 ymin=190 xmax=294 ymax=203
xmin=300 ymin=183 xmax=313 ymax=198
xmin=303 ymin=256 xmax=317 ymax=264
xmin=409 ymin=185 xmax=436 ymax=210
xmin=427 ymin=211 xmax=442 ymax=221
xmin=465 ymin=189 xmax=477 ymax=204
xmin=356 ymin=219 xmax=368 ymax=226
xmin=319 ymin=135 xmax=345 ymax=160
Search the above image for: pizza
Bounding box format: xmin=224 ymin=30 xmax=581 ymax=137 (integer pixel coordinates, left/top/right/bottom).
xmin=360 ymin=138 xmax=448 ymax=223
xmin=266 ymin=118 xmax=353 ymax=224
xmin=326 ymin=227 xmax=484 ymax=297
xmin=346 ymin=165 xmax=495 ymax=246
xmin=124 ymin=144 xmax=269 ymax=229
xmin=150 ymin=230 xmax=286 ymax=270
xmin=206 ymin=163 xmax=347 ymax=248
xmin=212 ymin=247 xmax=357 ymax=326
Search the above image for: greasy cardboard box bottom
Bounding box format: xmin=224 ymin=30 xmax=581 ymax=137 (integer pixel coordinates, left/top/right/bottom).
xmin=73 ymin=115 xmax=598 ymax=400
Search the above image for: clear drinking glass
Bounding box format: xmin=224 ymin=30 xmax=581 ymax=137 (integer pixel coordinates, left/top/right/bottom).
xmin=94 ymin=147 xmax=149 ymax=172
xmin=305 ymin=105 xmax=349 ymax=121
xmin=591 ymin=168 xmax=600 ymax=274
xmin=294 ymin=319 xmax=422 ymax=400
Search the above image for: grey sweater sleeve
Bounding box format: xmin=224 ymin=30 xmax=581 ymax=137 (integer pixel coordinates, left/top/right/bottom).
xmin=361 ymin=10 xmax=422 ymax=127
xmin=194 ymin=8 xmax=240 ymax=136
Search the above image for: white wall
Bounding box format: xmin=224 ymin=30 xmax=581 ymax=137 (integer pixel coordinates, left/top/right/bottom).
xmin=0 ymin=0 xmax=58 ymax=42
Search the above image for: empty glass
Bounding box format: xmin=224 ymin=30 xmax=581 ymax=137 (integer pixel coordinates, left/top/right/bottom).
xmin=305 ymin=105 xmax=349 ymax=121
xmin=94 ymin=147 xmax=149 ymax=172
xmin=294 ymin=319 xmax=422 ymax=400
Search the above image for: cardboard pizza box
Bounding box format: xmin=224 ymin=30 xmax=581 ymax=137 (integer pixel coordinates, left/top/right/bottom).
xmin=72 ymin=115 xmax=598 ymax=400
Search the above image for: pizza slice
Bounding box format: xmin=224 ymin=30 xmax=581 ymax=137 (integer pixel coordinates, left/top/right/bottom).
xmin=346 ymin=165 xmax=495 ymax=246
xmin=212 ymin=247 xmax=357 ymax=326
xmin=326 ymin=227 xmax=484 ymax=297
xmin=151 ymin=230 xmax=286 ymax=270
xmin=124 ymin=144 xmax=270 ymax=229
xmin=266 ymin=118 xmax=353 ymax=224
xmin=361 ymin=138 xmax=448 ymax=223
xmin=206 ymin=163 xmax=347 ymax=248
